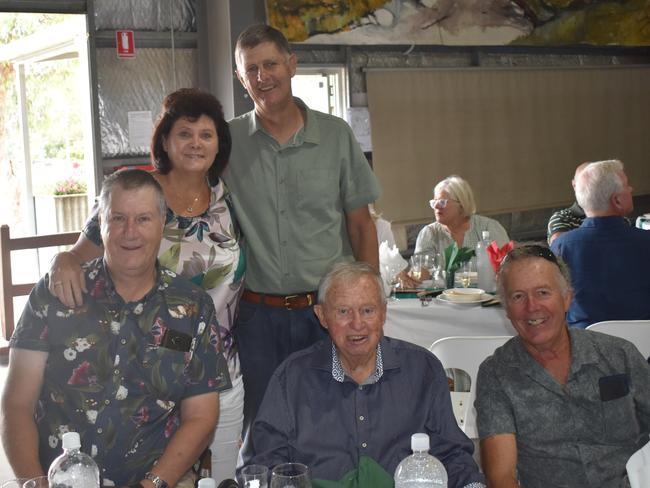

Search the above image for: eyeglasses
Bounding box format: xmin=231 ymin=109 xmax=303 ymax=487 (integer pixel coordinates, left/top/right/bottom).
xmin=501 ymin=244 xmax=559 ymax=269
xmin=429 ymin=198 xmax=459 ymax=209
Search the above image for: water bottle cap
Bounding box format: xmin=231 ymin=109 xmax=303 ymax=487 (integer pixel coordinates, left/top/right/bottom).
xmin=482 ymin=230 xmax=490 ymax=240
xmin=411 ymin=433 xmax=430 ymax=452
xmin=197 ymin=479 xmax=217 ymax=488
xmin=62 ymin=431 xmax=81 ymax=450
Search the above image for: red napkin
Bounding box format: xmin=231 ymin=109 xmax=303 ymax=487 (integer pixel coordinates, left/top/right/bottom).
xmin=487 ymin=240 xmax=514 ymax=273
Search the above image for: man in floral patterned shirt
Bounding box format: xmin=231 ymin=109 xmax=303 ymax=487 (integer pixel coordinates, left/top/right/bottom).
xmin=1 ymin=169 xmax=231 ymax=488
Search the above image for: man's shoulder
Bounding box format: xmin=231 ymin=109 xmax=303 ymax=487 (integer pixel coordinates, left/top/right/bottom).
xmin=573 ymin=327 xmax=641 ymax=355
xmin=478 ymin=336 xmax=520 ymax=373
xmin=228 ymin=110 xmax=254 ymax=131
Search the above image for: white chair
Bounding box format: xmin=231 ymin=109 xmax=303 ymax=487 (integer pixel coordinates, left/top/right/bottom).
xmin=429 ymin=335 xmax=512 ymax=439
xmin=586 ymin=320 xmax=650 ymax=360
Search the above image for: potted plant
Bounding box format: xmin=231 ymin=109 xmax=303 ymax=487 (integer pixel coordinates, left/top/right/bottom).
xmin=52 ymin=177 xmax=88 ymax=232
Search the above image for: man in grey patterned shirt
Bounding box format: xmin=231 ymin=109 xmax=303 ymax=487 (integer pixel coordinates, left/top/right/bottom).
xmin=476 ymin=245 xmax=650 ymax=488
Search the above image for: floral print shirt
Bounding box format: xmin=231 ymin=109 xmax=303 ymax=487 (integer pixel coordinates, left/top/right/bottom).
xmin=83 ymin=180 xmax=244 ymax=380
xmin=10 ymin=258 xmax=231 ymax=486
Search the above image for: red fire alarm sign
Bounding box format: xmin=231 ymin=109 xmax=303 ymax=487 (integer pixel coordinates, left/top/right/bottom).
xmin=116 ymin=30 xmax=135 ymax=58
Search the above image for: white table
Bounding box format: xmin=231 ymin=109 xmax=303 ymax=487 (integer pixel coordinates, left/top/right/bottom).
xmin=383 ymin=298 xmax=516 ymax=350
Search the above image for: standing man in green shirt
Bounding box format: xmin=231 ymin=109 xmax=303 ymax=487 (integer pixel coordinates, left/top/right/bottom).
xmin=223 ymin=24 xmax=381 ymax=433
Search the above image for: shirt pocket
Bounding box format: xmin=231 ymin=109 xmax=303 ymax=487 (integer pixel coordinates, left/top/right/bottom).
xmin=601 ymin=392 xmax=639 ymax=443
xmin=296 ymin=168 xmax=338 ymax=212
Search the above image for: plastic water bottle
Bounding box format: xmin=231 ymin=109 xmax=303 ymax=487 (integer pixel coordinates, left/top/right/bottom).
xmin=48 ymin=431 xmax=100 ymax=488
xmin=476 ymin=230 xmax=496 ymax=293
xmin=198 ymin=478 xmax=217 ymax=488
xmin=394 ymin=433 xmax=448 ymax=487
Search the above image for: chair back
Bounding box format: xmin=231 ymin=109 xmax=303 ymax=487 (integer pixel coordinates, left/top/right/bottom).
xmin=429 ymin=335 xmax=512 ymax=439
xmin=0 ymin=224 xmax=79 ymax=344
xmin=586 ymin=320 xmax=650 ymax=360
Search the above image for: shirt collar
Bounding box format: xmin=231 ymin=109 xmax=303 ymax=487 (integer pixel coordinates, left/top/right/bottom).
xmin=582 ymin=215 xmax=628 ymax=228
xmin=247 ymin=97 xmax=320 ymax=145
xmin=97 ymin=257 xmax=166 ymax=307
xmin=331 ymin=341 xmax=384 ymax=385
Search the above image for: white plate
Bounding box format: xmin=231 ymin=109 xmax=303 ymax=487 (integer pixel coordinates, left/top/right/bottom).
xmin=437 ymin=293 xmax=494 ymax=305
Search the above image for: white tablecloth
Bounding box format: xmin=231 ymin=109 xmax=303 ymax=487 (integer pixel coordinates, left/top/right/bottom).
xmin=383 ymin=298 xmax=516 ymax=350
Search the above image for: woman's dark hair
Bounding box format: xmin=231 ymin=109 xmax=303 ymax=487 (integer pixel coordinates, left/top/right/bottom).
xmin=151 ymin=88 xmax=231 ymax=186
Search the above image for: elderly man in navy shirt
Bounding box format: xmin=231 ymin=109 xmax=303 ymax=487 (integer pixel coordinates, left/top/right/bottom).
xmin=240 ymin=262 xmax=485 ymax=487
xmin=551 ymin=159 xmax=650 ymax=328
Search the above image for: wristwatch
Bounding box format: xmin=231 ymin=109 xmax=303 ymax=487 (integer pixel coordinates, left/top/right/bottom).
xmin=144 ymin=472 xmax=170 ymax=488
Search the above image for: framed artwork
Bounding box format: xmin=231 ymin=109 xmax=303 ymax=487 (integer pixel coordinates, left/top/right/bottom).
xmin=266 ymin=0 xmax=650 ymax=46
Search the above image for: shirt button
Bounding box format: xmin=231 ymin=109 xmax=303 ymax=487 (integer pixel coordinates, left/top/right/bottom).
xmin=113 ymin=369 xmax=120 ymax=375
xmin=361 ymin=442 xmax=367 ymax=448
xmin=359 ymin=415 xmax=365 ymax=421
xmin=358 ymin=386 xmax=363 ymax=391
xmin=104 ymin=399 xmax=110 ymax=405
xmin=120 ymin=338 xmax=127 ymax=345
xmin=97 ymin=428 xmax=103 ymax=434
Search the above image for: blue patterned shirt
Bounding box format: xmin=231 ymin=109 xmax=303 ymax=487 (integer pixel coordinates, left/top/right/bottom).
xmin=10 ymin=258 xmax=231 ymax=485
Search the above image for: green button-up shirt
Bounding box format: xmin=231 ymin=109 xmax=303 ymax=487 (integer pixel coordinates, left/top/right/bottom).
xmin=224 ymin=98 xmax=381 ymax=294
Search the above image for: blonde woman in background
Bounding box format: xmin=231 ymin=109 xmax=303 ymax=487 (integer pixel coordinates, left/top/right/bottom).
xmin=415 ymin=175 xmax=509 ymax=255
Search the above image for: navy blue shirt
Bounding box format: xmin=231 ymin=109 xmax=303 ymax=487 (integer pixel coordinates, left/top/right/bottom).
xmin=551 ymin=216 xmax=650 ymax=328
xmin=242 ymin=336 xmax=485 ymax=488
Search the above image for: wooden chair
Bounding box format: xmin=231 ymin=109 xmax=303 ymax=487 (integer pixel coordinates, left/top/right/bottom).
xmin=0 ymin=224 xmax=79 ymax=352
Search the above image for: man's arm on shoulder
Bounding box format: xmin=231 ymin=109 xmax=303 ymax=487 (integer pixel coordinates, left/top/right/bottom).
xmin=1 ymin=348 xmax=48 ymax=477
xmin=345 ymin=205 xmax=379 ymax=269
xmin=480 ymin=434 xmax=520 ymax=488
xmin=144 ymin=391 xmax=219 ymax=486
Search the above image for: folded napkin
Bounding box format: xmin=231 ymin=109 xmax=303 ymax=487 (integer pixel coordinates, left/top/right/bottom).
xmin=487 ymin=240 xmax=514 ymax=273
xmin=312 ymin=456 xmax=394 ymax=488
xmin=627 ymin=436 xmax=650 ymax=488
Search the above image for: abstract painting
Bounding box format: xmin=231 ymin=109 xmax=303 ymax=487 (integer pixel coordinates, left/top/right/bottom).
xmin=265 ymin=0 xmax=650 ymax=46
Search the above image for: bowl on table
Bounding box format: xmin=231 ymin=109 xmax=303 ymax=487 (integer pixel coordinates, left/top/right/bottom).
xmin=441 ymin=287 xmax=485 ymax=303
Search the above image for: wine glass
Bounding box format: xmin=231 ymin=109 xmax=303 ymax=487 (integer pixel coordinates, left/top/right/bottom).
xmin=239 ymin=464 xmax=269 ymax=488
xmin=1 ymin=481 xmax=29 ymax=488
xmin=409 ymin=254 xmax=427 ymax=281
xmin=382 ymin=262 xmax=403 ymax=301
xmin=22 ymin=478 xmax=48 ymax=488
xmin=270 ymin=463 xmax=311 ymax=488
xmin=458 ymin=259 xmax=476 ymax=288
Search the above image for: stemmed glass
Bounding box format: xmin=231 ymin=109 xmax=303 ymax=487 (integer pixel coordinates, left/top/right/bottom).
xmin=458 ymin=258 xmax=476 ymax=288
xmin=239 ymin=464 xmax=269 ymax=488
xmin=382 ymin=262 xmax=404 ymax=300
xmin=270 ymin=463 xmax=311 ymax=488
xmin=22 ymin=478 xmax=48 ymax=488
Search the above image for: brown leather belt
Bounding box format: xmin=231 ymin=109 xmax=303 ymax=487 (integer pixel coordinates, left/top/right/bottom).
xmin=242 ymin=289 xmax=317 ymax=310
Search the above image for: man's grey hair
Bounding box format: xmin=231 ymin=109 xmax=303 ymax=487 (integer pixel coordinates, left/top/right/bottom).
xmin=98 ymin=169 xmax=166 ymax=223
xmin=235 ymin=24 xmax=292 ymax=66
xmin=497 ymin=245 xmax=572 ymax=299
xmin=575 ymin=159 xmax=625 ymax=214
xmin=318 ymin=262 xmax=386 ymax=306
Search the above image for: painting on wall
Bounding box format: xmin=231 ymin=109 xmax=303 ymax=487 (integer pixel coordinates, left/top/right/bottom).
xmin=265 ymin=0 xmax=650 ymax=46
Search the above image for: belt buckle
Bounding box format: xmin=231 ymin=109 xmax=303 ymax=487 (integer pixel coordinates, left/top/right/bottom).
xmin=284 ymin=294 xmax=298 ymax=310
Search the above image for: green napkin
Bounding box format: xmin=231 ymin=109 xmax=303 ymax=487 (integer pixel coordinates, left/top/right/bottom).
xmin=312 ymin=456 xmax=394 ymax=488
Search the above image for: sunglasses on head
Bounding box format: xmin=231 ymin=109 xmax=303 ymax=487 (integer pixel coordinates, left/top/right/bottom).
xmin=501 ymin=244 xmax=559 ymax=268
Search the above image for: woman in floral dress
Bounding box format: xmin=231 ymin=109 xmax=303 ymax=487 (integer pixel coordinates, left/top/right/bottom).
xmin=48 ymin=88 xmax=244 ymax=481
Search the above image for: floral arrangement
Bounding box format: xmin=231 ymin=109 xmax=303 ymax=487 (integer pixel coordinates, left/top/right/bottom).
xmin=53 ymin=177 xmax=87 ymax=196
xmin=443 ymin=242 xmax=475 ymax=274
